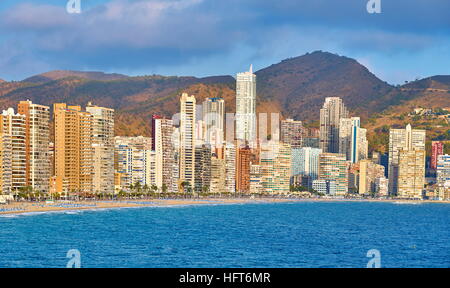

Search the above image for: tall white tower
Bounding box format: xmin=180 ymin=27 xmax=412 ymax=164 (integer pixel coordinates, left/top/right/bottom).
xmin=179 ymin=93 xmax=196 ymax=187
xmin=235 ymin=65 xmax=256 ymax=143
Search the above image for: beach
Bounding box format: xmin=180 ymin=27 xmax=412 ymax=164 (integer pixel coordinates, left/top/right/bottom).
xmin=1 ymin=197 xmax=449 ymax=216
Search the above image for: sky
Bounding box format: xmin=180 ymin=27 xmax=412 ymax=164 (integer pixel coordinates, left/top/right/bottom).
xmin=0 ymin=0 xmax=449 ymax=84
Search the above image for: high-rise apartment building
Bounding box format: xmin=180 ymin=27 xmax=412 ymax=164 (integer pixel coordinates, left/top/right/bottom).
xmin=18 ymin=100 xmax=50 ymax=193
xmin=86 ymin=103 xmax=115 ymax=195
xmin=291 ymin=147 xmax=321 ymax=180
xmin=225 ymin=142 xmax=236 ymax=194
xmin=236 ymin=65 xmax=256 ymax=143
xmin=339 ymin=117 xmax=368 ymax=163
xmin=260 ymin=142 xmax=291 ymax=194
xmin=280 ymin=119 xmax=304 ymax=149
xmin=1 ymin=108 xmax=26 ymax=192
xmin=210 ymin=155 xmax=226 ymax=194
xmin=358 ymin=160 xmax=385 ymax=195
xmin=203 ymin=97 xmax=225 ymax=147
xmin=179 ymin=93 xmax=196 ymax=187
xmin=280 ymin=119 xmax=303 ymax=149
xmin=318 ymin=153 xmax=348 ymax=196
xmin=0 ymin=114 xmax=12 ymax=194
xmin=152 ymin=115 xmax=175 ymax=191
xmin=114 ymin=136 xmax=153 ymax=189
xmin=319 ymin=97 xmax=349 ymax=153
xmin=194 ymin=144 xmax=211 ymax=193
xmin=388 ymin=124 xmax=426 ymax=195
xmin=54 ymin=104 xmax=93 ymax=194
xmin=236 ymin=145 xmax=252 ymax=193
xmin=397 ymin=149 xmax=425 ymax=199
xmin=431 ymin=141 xmax=444 ymax=170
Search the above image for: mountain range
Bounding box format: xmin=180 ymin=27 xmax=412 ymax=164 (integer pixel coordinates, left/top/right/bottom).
xmin=0 ymin=51 xmax=449 ymax=137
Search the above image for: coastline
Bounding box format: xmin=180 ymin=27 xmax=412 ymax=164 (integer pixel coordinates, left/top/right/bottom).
xmin=1 ymin=197 xmax=449 ymax=216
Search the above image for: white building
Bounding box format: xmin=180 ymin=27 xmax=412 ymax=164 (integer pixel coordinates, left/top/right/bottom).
xmin=235 ymin=65 xmax=256 ymax=143
xmin=388 ymin=124 xmax=426 ymax=195
xmin=179 ymin=93 xmax=196 ymax=187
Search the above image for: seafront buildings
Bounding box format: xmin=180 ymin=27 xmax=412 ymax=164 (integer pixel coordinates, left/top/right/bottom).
xmin=0 ymin=65 xmax=445 ymax=201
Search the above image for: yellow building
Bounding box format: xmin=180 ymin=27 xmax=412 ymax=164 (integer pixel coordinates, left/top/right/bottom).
xmin=53 ymin=103 xmax=94 ymax=195
xmin=397 ymin=149 xmax=425 ymax=199
xmin=260 ymin=141 xmax=291 ymax=194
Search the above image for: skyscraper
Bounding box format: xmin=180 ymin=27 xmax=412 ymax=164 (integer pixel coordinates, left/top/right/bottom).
xmin=235 ymin=65 xmax=256 ymax=143
xmin=388 ymin=124 xmax=426 ymax=195
xmin=203 ymin=97 xmax=225 ymax=147
xmin=86 ymin=103 xmax=115 ymax=195
xmin=319 ymin=97 xmax=349 ymax=153
xmin=179 ymin=93 xmax=196 ymax=188
xmin=18 ymin=100 xmax=50 ymax=193
xmin=280 ymin=119 xmax=303 ymax=149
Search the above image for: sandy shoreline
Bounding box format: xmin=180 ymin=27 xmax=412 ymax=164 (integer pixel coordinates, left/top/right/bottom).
xmin=0 ymin=197 xmax=449 ymax=216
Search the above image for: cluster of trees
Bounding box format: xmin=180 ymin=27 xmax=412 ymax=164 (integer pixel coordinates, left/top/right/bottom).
xmin=289 ymin=185 xmax=323 ymax=196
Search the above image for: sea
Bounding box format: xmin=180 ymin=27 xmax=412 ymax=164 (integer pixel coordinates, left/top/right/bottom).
xmin=0 ymin=201 xmax=449 ymax=268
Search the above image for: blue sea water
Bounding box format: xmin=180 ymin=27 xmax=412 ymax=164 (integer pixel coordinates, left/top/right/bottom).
xmin=0 ymin=201 xmax=449 ymax=268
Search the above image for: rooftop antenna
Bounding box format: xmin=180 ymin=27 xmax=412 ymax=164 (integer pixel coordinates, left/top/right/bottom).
xmin=249 ymin=64 xmax=253 ymax=74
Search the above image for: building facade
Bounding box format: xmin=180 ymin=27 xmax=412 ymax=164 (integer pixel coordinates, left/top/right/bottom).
xmin=319 ymin=97 xmax=349 ymax=153
xmin=318 ymin=153 xmax=348 ymax=196
xmin=179 ymin=93 xmax=196 ymax=187
xmin=388 ymin=124 xmax=426 ymax=195
xmin=235 ymin=65 xmax=256 ymax=143
xmin=18 ymin=100 xmax=51 ymax=193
